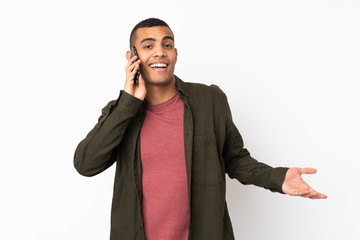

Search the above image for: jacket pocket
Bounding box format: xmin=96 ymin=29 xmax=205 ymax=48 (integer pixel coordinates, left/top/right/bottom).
xmin=192 ymin=134 xmax=224 ymax=186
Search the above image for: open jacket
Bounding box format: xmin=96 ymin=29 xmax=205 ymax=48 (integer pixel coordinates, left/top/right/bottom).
xmin=74 ymin=75 xmax=289 ymax=240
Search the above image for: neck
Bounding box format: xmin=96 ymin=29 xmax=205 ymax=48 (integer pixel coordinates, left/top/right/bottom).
xmin=145 ymin=77 xmax=177 ymax=105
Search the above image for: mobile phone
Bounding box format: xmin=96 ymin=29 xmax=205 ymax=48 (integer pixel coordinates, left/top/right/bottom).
xmin=130 ymin=46 xmax=141 ymax=85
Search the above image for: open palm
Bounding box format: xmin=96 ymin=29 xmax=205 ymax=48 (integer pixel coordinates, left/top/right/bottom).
xmin=282 ymin=168 xmax=327 ymax=199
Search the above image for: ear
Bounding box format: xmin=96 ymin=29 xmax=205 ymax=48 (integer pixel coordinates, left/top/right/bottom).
xmin=126 ymin=51 xmax=131 ymax=61
xmin=175 ymin=48 xmax=178 ymax=64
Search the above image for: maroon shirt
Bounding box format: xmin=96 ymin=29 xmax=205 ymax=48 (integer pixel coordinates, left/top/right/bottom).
xmin=140 ymin=93 xmax=189 ymax=240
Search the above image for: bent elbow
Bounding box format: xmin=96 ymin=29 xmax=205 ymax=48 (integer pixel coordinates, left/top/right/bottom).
xmin=73 ymin=155 xmax=95 ymax=177
xmin=73 ymin=148 xmax=98 ymax=177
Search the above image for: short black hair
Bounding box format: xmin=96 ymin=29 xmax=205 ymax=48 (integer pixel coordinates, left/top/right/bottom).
xmin=129 ymin=18 xmax=173 ymax=48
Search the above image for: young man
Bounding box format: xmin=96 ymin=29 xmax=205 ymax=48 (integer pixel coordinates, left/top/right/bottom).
xmin=74 ymin=18 xmax=327 ymax=240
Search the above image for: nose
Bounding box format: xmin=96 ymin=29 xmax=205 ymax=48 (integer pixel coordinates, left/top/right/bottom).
xmin=153 ymin=46 xmax=166 ymax=58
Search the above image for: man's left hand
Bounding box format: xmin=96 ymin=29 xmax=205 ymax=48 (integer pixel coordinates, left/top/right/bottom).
xmin=282 ymin=168 xmax=327 ymax=199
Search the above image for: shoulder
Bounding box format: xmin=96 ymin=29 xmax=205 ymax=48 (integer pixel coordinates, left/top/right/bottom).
xmin=175 ymin=76 xmax=230 ymax=116
xmin=182 ymin=80 xmax=228 ymax=103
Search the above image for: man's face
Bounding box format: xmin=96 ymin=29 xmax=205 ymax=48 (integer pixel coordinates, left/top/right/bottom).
xmin=133 ymin=26 xmax=177 ymax=86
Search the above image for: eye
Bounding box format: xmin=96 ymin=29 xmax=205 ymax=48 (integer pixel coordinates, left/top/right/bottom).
xmin=144 ymin=45 xmax=152 ymax=49
xmin=164 ymin=44 xmax=173 ymax=49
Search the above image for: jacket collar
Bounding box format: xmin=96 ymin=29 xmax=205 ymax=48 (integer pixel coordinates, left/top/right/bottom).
xmin=174 ymin=75 xmax=189 ymax=98
xmin=137 ymin=74 xmax=189 ymax=120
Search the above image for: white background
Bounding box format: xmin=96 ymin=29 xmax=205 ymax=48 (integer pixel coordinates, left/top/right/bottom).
xmin=1 ymin=0 xmax=359 ymax=239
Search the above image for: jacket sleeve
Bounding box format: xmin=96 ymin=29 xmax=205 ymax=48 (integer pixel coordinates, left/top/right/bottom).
xmin=221 ymin=93 xmax=289 ymax=193
xmin=74 ymin=91 xmax=143 ymax=177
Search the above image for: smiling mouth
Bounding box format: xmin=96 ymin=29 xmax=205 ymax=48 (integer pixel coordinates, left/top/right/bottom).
xmin=149 ymin=63 xmax=168 ymax=68
xmin=149 ymin=62 xmax=168 ymax=72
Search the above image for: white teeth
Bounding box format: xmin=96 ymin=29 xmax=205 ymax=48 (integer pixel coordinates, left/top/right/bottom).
xmin=150 ymin=63 xmax=167 ymax=68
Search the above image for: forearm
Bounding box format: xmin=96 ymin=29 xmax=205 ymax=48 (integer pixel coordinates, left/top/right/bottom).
xmin=74 ymin=91 xmax=143 ymax=176
xmin=226 ymin=153 xmax=288 ymax=193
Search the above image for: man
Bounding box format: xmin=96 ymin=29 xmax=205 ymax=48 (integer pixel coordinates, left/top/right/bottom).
xmin=74 ymin=18 xmax=327 ymax=240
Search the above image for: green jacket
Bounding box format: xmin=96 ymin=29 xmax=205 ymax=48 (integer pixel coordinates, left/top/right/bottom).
xmin=74 ymin=75 xmax=288 ymax=240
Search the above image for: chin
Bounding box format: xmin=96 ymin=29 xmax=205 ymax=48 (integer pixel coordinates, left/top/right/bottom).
xmin=145 ymin=75 xmax=174 ymax=86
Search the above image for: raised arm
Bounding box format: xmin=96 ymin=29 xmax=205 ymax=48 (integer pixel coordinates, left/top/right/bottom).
xmin=74 ymin=54 xmax=146 ymax=176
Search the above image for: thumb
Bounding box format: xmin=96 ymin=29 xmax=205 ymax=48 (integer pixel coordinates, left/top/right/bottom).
xmin=300 ymin=167 xmax=317 ymax=175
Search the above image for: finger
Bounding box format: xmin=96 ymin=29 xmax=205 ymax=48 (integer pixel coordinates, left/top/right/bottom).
xmin=128 ymin=55 xmax=138 ymax=64
xmin=301 ymin=189 xmax=316 ymax=198
xmin=300 ymin=168 xmax=317 ymax=175
xmin=126 ymin=58 xmax=140 ymax=70
xmin=308 ymin=190 xmax=328 ymax=199
xmin=318 ymin=193 xmax=328 ymax=199
xmin=301 ymin=187 xmax=327 ymax=199
xmin=138 ymin=74 xmax=144 ymax=85
xmin=309 ymin=193 xmax=326 ymax=199
xmin=127 ymin=60 xmax=141 ymax=76
xmin=297 ymin=188 xmax=311 ymax=196
xmin=132 ymin=61 xmax=141 ymax=74
xmin=125 ymin=56 xmax=139 ymax=71
xmin=128 ymin=62 xmax=138 ymax=73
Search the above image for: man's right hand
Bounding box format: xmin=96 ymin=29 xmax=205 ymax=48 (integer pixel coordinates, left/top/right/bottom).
xmin=124 ymin=55 xmax=147 ymax=100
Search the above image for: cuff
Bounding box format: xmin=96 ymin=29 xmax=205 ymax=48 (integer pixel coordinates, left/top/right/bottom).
xmin=268 ymin=167 xmax=289 ymax=194
xmin=114 ymin=90 xmax=144 ymax=115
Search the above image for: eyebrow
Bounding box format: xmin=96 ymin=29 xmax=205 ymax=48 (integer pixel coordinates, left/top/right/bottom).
xmin=162 ymin=36 xmax=174 ymax=42
xmin=140 ymin=35 xmax=174 ymax=44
